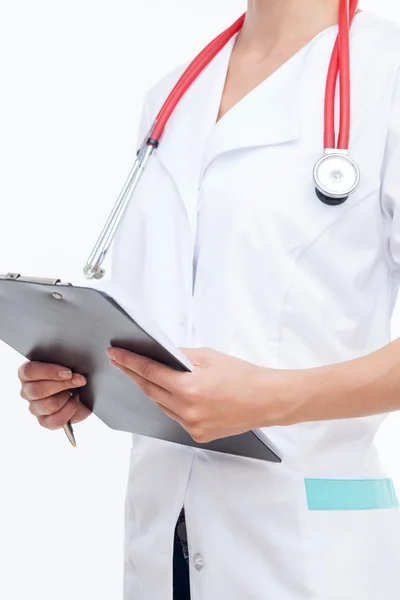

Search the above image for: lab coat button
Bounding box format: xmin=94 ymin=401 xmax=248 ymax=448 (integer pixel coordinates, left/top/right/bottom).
xmin=193 ymin=553 xmax=204 ymax=571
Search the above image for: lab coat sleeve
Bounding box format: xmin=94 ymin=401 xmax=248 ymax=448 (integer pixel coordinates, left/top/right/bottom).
xmin=381 ymin=65 xmax=400 ymax=279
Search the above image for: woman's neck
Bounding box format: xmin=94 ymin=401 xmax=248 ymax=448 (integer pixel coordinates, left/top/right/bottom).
xmin=241 ymin=0 xmax=341 ymax=57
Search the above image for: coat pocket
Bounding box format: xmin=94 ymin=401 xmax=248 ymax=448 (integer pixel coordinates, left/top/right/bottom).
xmin=304 ymin=478 xmax=400 ymax=599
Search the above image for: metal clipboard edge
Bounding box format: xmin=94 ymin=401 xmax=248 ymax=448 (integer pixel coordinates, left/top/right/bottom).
xmin=0 ymin=273 xmax=72 ymax=286
xmin=0 ymin=272 xmax=76 ymax=447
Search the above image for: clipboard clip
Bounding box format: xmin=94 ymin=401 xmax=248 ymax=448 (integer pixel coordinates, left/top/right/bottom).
xmin=0 ymin=273 xmax=72 ymax=286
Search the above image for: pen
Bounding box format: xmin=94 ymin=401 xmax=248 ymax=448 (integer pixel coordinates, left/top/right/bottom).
xmin=63 ymin=421 xmax=77 ymax=447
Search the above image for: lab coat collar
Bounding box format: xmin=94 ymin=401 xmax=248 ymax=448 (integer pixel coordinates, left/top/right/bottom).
xmin=200 ymin=46 xmax=305 ymax=179
xmin=155 ymin=34 xmax=305 ymax=234
xmin=155 ymin=39 xmax=233 ymax=235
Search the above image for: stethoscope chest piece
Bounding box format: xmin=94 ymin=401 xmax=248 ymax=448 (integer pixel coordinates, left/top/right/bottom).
xmin=313 ymin=152 xmax=360 ymax=206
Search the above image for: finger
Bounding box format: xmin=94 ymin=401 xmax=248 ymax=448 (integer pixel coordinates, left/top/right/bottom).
xmin=178 ymin=347 xmax=213 ymax=367
xmin=29 ymin=390 xmax=72 ymax=417
xmin=113 ymin=362 xmax=185 ymax=414
xmin=38 ymin=394 xmax=81 ymax=430
xmin=70 ymin=402 xmax=92 ymax=424
xmin=153 ymin=401 xmax=206 ymax=443
xmin=21 ymin=374 xmax=87 ymax=401
xmin=32 ymin=393 xmax=92 ymax=423
xmin=154 ymin=402 xmax=183 ymax=424
xmin=18 ymin=361 xmax=77 ymax=383
xmin=115 ymin=364 xmax=201 ymax=433
xmin=107 ymin=348 xmax=183 ymax=392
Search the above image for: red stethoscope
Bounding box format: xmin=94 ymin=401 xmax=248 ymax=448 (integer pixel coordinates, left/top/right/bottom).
xmin=84 ymin=0 xmax=360 ymax=279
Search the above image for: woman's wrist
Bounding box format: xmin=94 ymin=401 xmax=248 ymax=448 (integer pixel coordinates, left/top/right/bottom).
xmin=272 ymin=365 xmax=330 ymax=426
xmin=262 ymin=339 xmax=400 ymax=427
xmin=253 ymin=365 xmax=312 ymax=427
xmin=258 ymin=361 xmax=352 ymax=427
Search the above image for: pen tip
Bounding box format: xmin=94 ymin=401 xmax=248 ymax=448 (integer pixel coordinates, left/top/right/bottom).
xmin=63 ymin=423 xmax=77 ymax=447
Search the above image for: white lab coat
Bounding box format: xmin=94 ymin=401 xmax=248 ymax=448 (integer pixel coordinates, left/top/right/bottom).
xmin=111 ymin=11 xmax=400 ymax=600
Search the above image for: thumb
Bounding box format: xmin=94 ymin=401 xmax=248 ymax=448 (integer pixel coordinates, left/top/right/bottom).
xmin=178 ymin=347 xmax=214 ymax=367
xmin=70 ymin=400 xmax=92 ymax=424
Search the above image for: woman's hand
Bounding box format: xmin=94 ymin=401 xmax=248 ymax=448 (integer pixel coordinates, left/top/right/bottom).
xmin=106 ymin=347 xmax=290 ymax=443
xmin=18 ymin=361 xmax=92 ymax=430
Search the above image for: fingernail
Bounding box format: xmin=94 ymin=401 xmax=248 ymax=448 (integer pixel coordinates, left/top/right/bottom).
xmin=109 ymin=359 xmax=120 ymax=369
xmin=72 ymin=374 xmax=86 ymax=386
xmin=59 ymin=369 xmax=72 ymax=379
xmin=105 ymin=348 xmax=115 ymax=359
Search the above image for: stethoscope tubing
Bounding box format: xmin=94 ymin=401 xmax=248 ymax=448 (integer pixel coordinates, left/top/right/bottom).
xmin=83 ymin=0 xmax=360 ymax=279
xmin=151 ymin=0 xmax=359 ymax=152
xmin=150 ymin=15 xmax=245 ymax=144
xmin=324 ymin=0 xmax=358 ymax=150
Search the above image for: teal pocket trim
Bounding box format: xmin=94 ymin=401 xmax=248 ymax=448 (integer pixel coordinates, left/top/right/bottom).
xmin=305 ymin=478 xmax=400 ymax=511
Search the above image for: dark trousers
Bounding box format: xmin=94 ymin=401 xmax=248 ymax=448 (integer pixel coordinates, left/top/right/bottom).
xmin=173 ymin=510 xmax=191 ymax=600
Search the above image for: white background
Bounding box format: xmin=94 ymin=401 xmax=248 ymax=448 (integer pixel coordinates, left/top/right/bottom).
xmin=1 ymin=1 xmax=400 ymax=598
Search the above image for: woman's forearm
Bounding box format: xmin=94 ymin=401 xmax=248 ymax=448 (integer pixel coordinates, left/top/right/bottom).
xmin=277 ymin=339 xmax=400 ymax=425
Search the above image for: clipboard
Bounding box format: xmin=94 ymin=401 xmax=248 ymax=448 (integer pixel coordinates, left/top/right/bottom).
xmin=0 ymin=273 xmax=282 ymax=463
